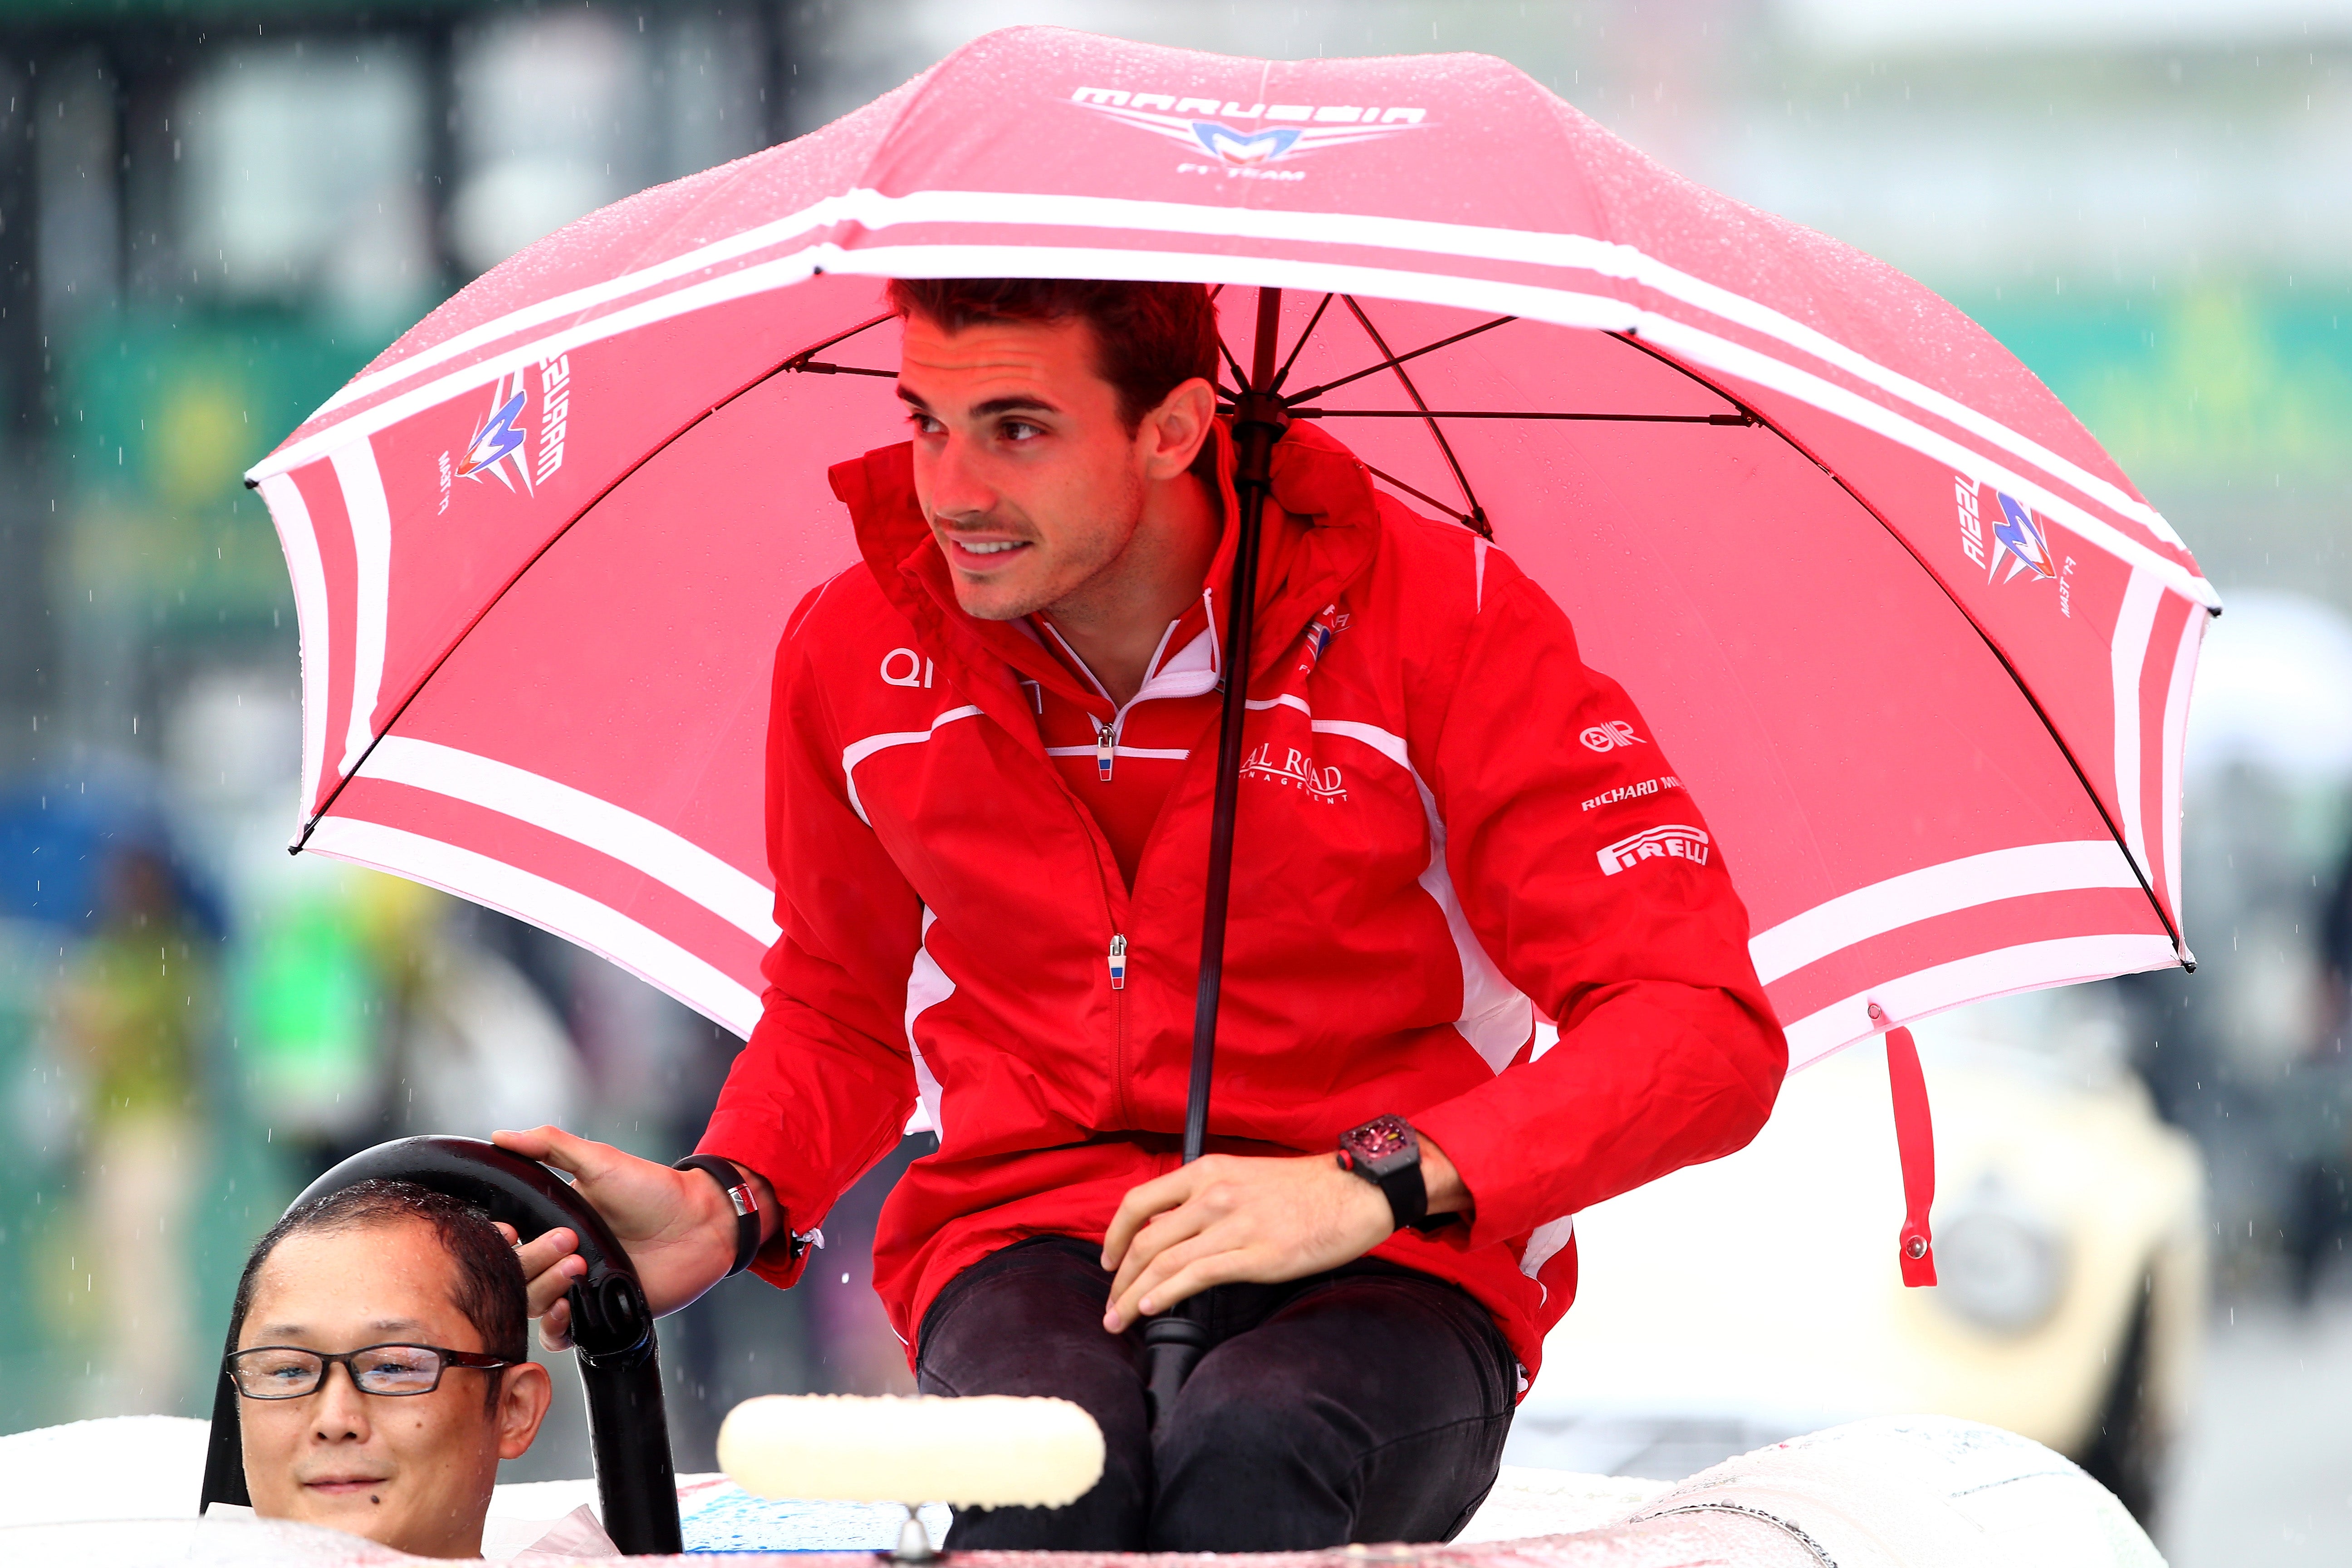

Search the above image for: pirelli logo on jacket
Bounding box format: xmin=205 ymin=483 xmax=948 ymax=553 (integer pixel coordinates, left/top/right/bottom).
xmin=1597 ymin=824 xmax=1711 ymax=876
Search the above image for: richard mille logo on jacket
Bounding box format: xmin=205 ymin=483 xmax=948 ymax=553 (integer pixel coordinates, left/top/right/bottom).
xmin=1243 ymin=742 xmax=1347 ymax=802
xmin=1597 ymin=824 xmax=1709 ymax=875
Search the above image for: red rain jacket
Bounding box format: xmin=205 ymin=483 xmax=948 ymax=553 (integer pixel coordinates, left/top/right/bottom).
xmin=700 ymin=420 xmax=1786 ymax=1387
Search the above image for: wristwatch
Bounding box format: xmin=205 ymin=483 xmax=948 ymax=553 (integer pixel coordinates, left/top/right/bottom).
xmin=674 ymin=1155 xmax=763 ymax=1277
xmin=1337 ymin=1114 xmax=1441 ymax=1232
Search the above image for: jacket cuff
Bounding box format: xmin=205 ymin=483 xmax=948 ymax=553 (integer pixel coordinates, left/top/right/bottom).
xmin=697 ymin=1120 xmax=820 ymax=1290
xmin=1411 ymin=1095 xmax=1544 ymax=1249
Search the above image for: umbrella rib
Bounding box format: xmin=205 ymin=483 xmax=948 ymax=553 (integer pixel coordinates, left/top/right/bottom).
xmin=1356 ymin=461 xmax=1476 ymax=528
xmin=1268 ymin=294 xmax=1336 ymax=392
xmin=1215 ymin=332 xmax=1252 ymax=398
xmin=1280 ymin=312 xmax=1516 ymax=405
xmin=1336 ymin=297 xmax=1492 ymax=538
xmin=784 ymin=362 xmax=896 ymax=378
xmin=781 ymin=310 xmax=896 ymax=370
xmin=1600 ymin=328 xmax=2190 ymax=961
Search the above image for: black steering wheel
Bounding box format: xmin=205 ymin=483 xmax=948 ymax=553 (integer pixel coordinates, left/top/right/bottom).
xmin=197 ymin=1136 xmax=683 ymax=1555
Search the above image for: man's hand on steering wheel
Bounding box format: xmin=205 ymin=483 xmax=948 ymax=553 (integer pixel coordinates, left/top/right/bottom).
xmin=1098 ymin=1140 xmax=1466 ymax=1333
xmin=489 ymin=1125 xmax=774 ymax=1351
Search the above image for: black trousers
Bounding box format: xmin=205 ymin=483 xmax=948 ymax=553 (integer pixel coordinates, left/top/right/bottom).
xmin=914 ymin=1235 xmax=1517 ymax=1551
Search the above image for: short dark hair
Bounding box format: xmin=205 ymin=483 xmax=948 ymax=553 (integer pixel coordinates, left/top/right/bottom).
xmin=228 ymin=1180 xmax=529 ymax=1386
xmin=886 ymin=277 xmax=1221 ymax=430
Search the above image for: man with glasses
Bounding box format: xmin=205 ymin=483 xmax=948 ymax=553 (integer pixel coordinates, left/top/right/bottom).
xmin=218 ymin=1180 xmax=606 ymax=1559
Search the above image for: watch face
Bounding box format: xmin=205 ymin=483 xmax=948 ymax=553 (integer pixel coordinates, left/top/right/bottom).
xmin=1346 ymin=1115 xmax=1416 ymax=1170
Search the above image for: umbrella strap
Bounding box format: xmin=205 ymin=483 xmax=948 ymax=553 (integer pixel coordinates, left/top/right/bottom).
xmin=1875 ymin=1008 xmax=1938 ymax=1288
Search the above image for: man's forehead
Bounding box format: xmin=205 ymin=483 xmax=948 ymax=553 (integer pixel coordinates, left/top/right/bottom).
xmin=897 ymin=313 xmax=1098 ymax=394
xmin=250 ymin=1219 xmax=470 ymax=1328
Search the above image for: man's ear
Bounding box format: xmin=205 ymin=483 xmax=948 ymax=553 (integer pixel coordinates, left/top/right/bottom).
xmin=1139 ymin=377 xmax=1218 ymax=482
xmin=495 ymin=1361 xmax=555 ymax=1462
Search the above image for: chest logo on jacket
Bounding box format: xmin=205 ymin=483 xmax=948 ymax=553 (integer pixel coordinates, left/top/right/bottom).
xmin=1242 ymin=742 xmax=1348 ymax=803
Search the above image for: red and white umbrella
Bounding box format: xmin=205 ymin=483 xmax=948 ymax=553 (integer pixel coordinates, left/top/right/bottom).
xmin=248 ymin=27 xmax=2210 ymax=1080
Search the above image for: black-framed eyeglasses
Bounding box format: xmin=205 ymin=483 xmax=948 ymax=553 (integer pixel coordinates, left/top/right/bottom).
xmin=225 ymin=1343 xmax=514 ymax=1400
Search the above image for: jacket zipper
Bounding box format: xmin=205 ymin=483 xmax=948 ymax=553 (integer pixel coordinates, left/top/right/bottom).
xmin=1107 ymin=933 xmax=1127 ymax=990
xmin=1096 ymin=720 xmax=1116 ymax=782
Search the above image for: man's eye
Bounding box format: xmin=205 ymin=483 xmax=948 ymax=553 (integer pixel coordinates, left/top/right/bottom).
xmin=1001 ymin=421 xmax=1043 ymax=442
xmin=907 ymin=413 xmax=944 ymax=435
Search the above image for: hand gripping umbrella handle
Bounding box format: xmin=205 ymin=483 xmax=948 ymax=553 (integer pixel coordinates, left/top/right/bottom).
xmin=1144 ymin=287 xmax=1289 ymax=1433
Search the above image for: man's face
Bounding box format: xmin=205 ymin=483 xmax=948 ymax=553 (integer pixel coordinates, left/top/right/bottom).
xmin=897 ymin=312 xmax=1169 ymax=621
xmin=236 ymin=1219 xmax=550 ymax=1559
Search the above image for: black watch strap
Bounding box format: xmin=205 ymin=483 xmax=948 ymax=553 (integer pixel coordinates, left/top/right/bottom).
xmin=675 ymin=1155 xmax=762 ymax=1278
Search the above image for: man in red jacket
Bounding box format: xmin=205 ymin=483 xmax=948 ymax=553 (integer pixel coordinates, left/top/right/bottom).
xmin=498 ymin=278 xmax=1784 ymax=1550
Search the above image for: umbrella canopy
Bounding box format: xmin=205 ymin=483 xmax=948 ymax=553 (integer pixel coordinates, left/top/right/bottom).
xmin=246 ymin=27 xmax=2212 ymax=1074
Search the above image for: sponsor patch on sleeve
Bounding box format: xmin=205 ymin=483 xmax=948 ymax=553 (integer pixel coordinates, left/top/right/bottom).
xmin=1597 ymin=824 xmax=1710 ymax=876
xmin=1581 ymin=775 xmax=1684 ymax=812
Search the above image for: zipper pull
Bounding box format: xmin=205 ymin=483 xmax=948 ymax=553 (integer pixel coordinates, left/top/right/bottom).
xmin=1096 ymin=720 xmax=1116 ymax=783
xmin=1107 ymin=934 xmax=1127 ymax=990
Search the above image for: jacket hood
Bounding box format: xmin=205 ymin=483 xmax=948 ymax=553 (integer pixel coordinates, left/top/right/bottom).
xmin=827 ymin=416 xmax=1386 ymax=719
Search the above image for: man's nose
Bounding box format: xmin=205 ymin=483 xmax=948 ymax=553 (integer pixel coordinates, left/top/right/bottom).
xmin=925 ymin=431 xmax=997 ymax=519
xmin=310 ymin=1360 xmax=372 ymax=1439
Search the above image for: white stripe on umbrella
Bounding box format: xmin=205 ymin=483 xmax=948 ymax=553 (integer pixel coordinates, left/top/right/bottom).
xmin=328 ymin=437 xmax=394 ymax=779
xmin=309 ymin=816 xmax=761 ymax=1035
xmin=363 ymin=737 xmax=780 ymax=945
xmin=2157 ymin=608 xmax=2204 ymax=942
xmin=1745 ymin=841 xmax=2147 ymax=987
xmin=2109 ymin=569 xmax=2166 ymax=883
xmin=1779 ymin=931 xmax=2180 ymax=1068
xmin=258 ymin=472 xmax=333 ymax=826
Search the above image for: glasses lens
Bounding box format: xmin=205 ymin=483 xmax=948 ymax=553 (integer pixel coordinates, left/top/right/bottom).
xmin=233 ymin=1348 xmax=324 ymax=1398
xmin=350 ymin=1345 xmax=443 ymax=1395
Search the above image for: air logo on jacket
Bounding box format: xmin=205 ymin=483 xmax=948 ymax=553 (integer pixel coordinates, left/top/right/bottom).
xmin=1242 ymin=741 xmax=1347 ymax=803
xmin=1597 ymin=825 xmax=1710 ymax=876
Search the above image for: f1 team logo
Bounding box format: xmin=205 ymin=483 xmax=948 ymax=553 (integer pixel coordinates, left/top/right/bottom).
xmin=1068 ymin=86 xmax=1431 ymax=168
xmin=457 ymin=385 xmax=531 ymax=491
xmin=450 ymin=354 xmax=575 ymax=501
xmin=1955 ymin=477 xmax=2058 ymax=585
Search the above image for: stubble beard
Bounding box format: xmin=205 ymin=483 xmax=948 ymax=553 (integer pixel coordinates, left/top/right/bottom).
xmin=954 ymin=464 xmax=1149 ymax=625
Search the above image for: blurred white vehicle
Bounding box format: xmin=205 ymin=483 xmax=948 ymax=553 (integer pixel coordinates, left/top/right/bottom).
xmin=1506 ymin=989 xmax=2205 ymax=1524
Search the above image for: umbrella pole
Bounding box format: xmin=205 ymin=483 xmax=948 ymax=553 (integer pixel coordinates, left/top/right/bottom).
xmin=1142 ymin=286 xmax=1287 ymax=1433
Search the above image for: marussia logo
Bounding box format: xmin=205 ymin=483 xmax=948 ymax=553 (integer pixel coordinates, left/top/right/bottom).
xmin=1955 ymin=477 xmax=2058 ymax=585
xmin=1597 ymin=825 xmax=1710 ymax=876
xmin=453 ymin=354 xmax=574 ymax=498
xmin=1068 ymin=86 xmax=1430 ymax=167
